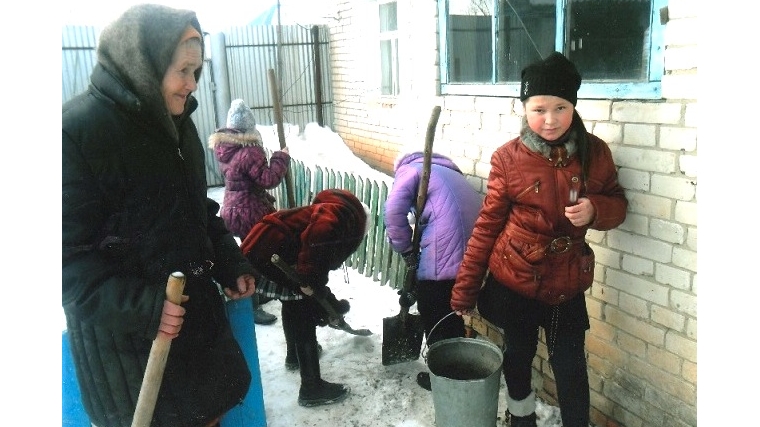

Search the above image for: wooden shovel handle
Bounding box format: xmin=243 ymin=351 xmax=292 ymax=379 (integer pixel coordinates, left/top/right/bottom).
xmin=268 ymin=68 xmax=296 ymax=208
xmin=131 ymin=272 xmax=186 ymax=427
xmin=400 ymin=105 xmax=441 ymax=299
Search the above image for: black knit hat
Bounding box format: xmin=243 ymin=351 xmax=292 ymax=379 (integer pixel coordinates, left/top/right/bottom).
xmin=520 ymin=52 xmax=582 ymax=105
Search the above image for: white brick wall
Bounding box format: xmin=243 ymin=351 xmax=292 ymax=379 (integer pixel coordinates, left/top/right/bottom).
xmin=327 ymin=1 xmax=698 ymax=426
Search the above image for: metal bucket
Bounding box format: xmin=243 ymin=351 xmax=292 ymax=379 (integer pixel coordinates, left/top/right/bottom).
xmin=426 ymin=337 xmax=503 ymax=427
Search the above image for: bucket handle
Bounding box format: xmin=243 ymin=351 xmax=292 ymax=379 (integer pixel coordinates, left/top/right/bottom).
xmin=421 ymin=311 xmax=458 ymax=363
xmin=421 ymin=311 xmax=508 ymax=364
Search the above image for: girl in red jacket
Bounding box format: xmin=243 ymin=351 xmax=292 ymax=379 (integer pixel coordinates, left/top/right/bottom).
xmin=451 ymin=52 xmax=628 ymax=427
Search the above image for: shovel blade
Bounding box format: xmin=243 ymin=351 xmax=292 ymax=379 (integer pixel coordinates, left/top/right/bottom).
xmin=381 ymin=312 xmax=425 ymax=366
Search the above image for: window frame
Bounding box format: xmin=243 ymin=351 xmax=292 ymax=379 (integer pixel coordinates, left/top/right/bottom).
xmin=379 ymin=0 xmax=401 ymax=96
xmin=437 ymin=0 xmax=667 ymax=100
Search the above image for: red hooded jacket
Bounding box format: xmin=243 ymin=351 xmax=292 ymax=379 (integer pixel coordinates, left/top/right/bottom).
xmin=240 ymin=189 xmax=367 ymax=289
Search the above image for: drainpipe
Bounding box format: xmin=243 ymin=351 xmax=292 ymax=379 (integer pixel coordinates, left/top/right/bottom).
xmin=209 ymin=32 xmax=231 ymax=129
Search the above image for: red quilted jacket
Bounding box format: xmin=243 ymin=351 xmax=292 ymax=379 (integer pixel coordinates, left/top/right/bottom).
xmin=240 ymin=189 xmax=367 ymax=289
xmin=451 ymin=132 xmax=627 ymax=307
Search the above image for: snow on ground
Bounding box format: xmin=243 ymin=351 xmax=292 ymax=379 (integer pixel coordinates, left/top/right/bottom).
xmin=246 ymin=265 xmax=564 ymax=427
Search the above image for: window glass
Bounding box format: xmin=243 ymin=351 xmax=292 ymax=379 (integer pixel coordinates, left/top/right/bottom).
xmin=380 ymin=1 xmax=400 ymax=95
xmin=447 ymin=0 xmax=493 ymax=82
xmin=380 ymin=39 xmax=399 ymax=94
xmin=380 ymin=2 xmax=398 ymax=32
xmin=496 ymin=0 xmax=555 ymax=82
xmin=566 ymin=0 xmax=651 ymax=80
xmin=441 ymin=0 xmax=659 ymax=99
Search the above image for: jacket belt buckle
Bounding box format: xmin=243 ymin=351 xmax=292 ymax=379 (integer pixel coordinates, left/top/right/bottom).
xmin=549 ymin=237 xmax=572 ymax=254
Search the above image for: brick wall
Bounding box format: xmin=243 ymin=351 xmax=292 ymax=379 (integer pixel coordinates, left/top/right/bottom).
xmin=328 ymin=1 xmax=698 ymax=426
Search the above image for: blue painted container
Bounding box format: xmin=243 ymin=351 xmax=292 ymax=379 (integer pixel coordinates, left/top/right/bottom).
xmin=62 ymin=297 xmax=267 ymax=426
xmin=62 ymin=331 xmax=91 ymax=427
xmin=221 ymin=296 xmax=268 ymax=427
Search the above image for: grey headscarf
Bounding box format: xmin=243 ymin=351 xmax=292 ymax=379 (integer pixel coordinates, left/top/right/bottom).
xmin=96 ymin=4 xmax=204 ymax=138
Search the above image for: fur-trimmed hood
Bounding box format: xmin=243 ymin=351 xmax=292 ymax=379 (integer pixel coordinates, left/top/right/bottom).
xmin=240 ymin=189 xmax=367 ymax=289
xmin=209 ymin=129 xmax=265 ymax=164
xmin=208 ymin=129 xmax=263 ymax=149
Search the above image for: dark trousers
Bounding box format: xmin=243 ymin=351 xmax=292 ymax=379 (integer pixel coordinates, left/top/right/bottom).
xmin=478 ymin=275 xmax=590 ymax=427
xmin=281 ymin=299 xmax=318 ymax=346
xmin=416 ymin=279 xmax=465 ymax=346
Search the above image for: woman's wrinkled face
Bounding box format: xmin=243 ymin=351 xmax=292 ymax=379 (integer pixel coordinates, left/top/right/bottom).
xmin=523 ymin=95 xmax=575 ymax=141
xmin=162 ymin=37 xmax=203 ymax=116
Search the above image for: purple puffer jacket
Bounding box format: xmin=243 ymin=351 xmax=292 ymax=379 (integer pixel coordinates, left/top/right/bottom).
xmin=384 ymin=152 xmax=483 ymax=280
xmin=209 ymin=129 xmax=290 ymax=237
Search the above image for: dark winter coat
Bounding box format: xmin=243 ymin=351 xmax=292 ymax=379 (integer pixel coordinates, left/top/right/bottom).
xmin=209 ymin=130 xmax=290 ymax=237
xmin=384 ymin=152 xmax=482 ymax=281
xmin=451 ymin=123 xmax=627 ymax=308
xmin=62 ymin=5 xmax=254 ymax=426
xmin=240 ymin=189 xmax=367 ymax=292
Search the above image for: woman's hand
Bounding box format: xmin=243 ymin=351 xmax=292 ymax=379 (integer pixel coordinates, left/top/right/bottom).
xmin=224 ymin=274 xmax=257 ymax=300
xmin=158 ymin=295 xmax=189 ymax=339
xmin=565 ymin=197 xmax=595 ymax=227
xmin=454 ymin=308 xmax=474 ymax=317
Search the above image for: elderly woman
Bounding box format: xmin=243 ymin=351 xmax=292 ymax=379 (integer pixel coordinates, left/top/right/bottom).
xmin=62 ymin=5 xmax=256 ymax=427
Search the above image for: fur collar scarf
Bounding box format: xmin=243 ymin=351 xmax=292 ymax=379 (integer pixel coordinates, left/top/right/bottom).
xmin=519 ymin=116 xmax=578 ymax=160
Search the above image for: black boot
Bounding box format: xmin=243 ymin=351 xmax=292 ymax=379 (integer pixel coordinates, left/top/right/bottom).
xmin=285 ymin=340 xmax=299 ymax=371
xmin=296 ymin=341 xmax=349 ymax=407
xmin=507 ymin=412 xmax=537 ymax=427
xmin=253 ymin=294 xmax=277 ymax=325
xmin=283 ymin=302 xmax=311 ymax=371
xmin=416 ymin=371 xmax=431 ymax=391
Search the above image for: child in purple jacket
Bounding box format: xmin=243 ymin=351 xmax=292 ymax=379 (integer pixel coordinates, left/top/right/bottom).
xmin=384 ymin=148 xmax=482 ymax=390
xmin=209 ymin=98 xmax=291 ymax=324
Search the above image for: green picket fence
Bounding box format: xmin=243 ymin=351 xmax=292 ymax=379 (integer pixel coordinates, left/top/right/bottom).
xmin=267 ymin=156 xmax=406 ymax=292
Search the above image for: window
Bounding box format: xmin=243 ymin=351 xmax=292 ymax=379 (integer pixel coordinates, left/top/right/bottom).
xmin=439 ymin=0 xmax=665 ymax=99
xmin=380 ymin=1 xmax=400 ymax=95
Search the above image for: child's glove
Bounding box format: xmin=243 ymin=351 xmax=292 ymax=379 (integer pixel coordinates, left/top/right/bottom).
xmin=313 ymin=285 xmax=350 ymax=315
xmin=402 ymin=251 xmax=419 ymax=270
xmin=307 ymin=285 xmax=350 ymax=327
xmin=398 ymin=289 xmax=417 ymax=308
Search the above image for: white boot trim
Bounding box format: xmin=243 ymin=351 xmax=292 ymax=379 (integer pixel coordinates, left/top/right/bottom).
xmin=507 ymin=390 xmax=536 ymax=417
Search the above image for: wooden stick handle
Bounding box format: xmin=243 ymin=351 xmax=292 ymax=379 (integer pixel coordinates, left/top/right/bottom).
xmin=401 ymin=105 xmax=441 ymax=298
xmin=268 ymin=68 xmax=296 ymax=208
xmin=131 ymin=272 xmax=186 ymax=427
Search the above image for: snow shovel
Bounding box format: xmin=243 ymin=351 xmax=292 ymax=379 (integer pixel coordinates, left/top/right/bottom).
xmin=382 ymin=105 xmax=441 ymax=366
xmin=131 ymin=272 xmax=186 ymax=427
xmin=270 ymin=254 xmax=373 ymax=336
